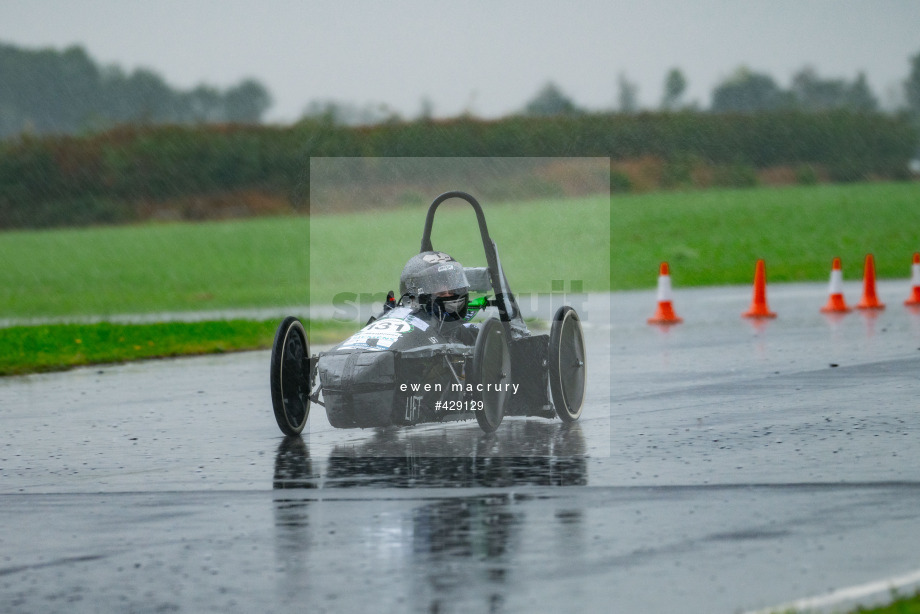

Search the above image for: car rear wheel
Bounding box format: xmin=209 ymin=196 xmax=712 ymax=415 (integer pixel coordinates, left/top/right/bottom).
xmin=549 ymin=306 xmax=586 ymax=422
xmin=471 ymin=318 xmax=511 ymax=433
xmin=270 ymin=316 xmax=312 ymax=436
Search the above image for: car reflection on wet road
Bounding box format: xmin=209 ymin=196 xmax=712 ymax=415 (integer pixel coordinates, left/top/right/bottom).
xmin=274 ymin=421 xmax=588 ymax=491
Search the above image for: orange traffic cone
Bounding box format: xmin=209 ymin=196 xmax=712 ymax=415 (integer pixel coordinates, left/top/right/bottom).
xmin=856 ymin=253 xmax=885 ymax=310
xmin=648 ymin=262 xmax=683 ymax=325
xmin=820 ymin=257 xmax=851 ymax=313
xmin=905 ymin=253 xmax=920 ymax=307
xmin=742 ymin=259 xmax=777 ymax=318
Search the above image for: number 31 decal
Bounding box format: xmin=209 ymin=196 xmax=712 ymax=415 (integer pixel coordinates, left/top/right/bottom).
xmin=365 ymin=320 xmax=412 ymax=334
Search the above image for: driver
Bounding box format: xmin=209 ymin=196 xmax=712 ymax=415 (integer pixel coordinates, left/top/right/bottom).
xmin=399 ymin=251 xmax=470 ymax=322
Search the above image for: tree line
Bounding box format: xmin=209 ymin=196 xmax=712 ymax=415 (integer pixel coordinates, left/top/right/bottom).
xmin=0 ymin=43 xmax=271 ymax=139
xmin=1 ymin=110 xmax=915 ymax=228
xmin=2 ymin=40 xmax=920 ymax=138
xmin=524 ymin=56 xmax=920 ymax=117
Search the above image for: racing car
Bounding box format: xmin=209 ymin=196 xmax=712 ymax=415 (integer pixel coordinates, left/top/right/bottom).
xmin=269 ymin=190 xmax=586 ymax=436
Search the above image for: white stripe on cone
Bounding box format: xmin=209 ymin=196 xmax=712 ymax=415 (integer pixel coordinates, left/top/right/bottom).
xmin=828 ymin=268 xmax=844 ymax=295
xmin=656 ymin=272 xmax=674 ymax=302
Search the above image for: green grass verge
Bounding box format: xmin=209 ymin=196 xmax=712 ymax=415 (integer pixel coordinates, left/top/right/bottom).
xmin=852 ymin=591 xmax=920 ymax=613
xmin=1 ymin=182 xmax=919 ymax=320
xmin=782 ymin=591 xmax=920 ymax=614
xmin=0 ymin=319 xmax=355 ymax=376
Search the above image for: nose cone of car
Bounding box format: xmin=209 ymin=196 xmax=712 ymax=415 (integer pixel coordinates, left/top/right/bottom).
xmin=319 ymin=350 xmax=397 ymax=428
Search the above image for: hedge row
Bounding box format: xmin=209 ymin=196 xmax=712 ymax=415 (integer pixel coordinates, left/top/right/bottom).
xmin=0 ymin=111 xmax=916 ymax=228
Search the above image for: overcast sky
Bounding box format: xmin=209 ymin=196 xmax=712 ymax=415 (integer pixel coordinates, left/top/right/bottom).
xmin=1 ymin=0 xmax=919 ymax=122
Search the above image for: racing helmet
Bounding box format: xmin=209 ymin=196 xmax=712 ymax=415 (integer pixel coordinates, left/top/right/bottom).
xmin=399 ymin=251 xmax=470 ymax=320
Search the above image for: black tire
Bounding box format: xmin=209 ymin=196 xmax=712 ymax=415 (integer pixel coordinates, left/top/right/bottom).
xmin=549 ymin=306 xmax=586 ymax=422
xmin=270 ymin=317 xmax=312 ymax=436
xmin=471 ymin=318 xmax=511 ymax=433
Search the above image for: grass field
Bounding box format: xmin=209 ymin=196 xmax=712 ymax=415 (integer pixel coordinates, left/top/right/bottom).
xmin=613 ymin=181 xmax=920 ymax=289
xmin=2 ymin=181 xmax=919 ymax=320
xmin=0 ymin=216 xmax=309 ymax=318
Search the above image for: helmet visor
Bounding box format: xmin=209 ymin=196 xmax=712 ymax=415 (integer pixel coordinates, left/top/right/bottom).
xmin=411 ymin=263 xmax=469 ymax=297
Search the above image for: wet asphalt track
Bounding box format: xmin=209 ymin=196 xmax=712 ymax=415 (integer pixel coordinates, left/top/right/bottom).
xmin=2 ymin=283 xmax=920 ymax=613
